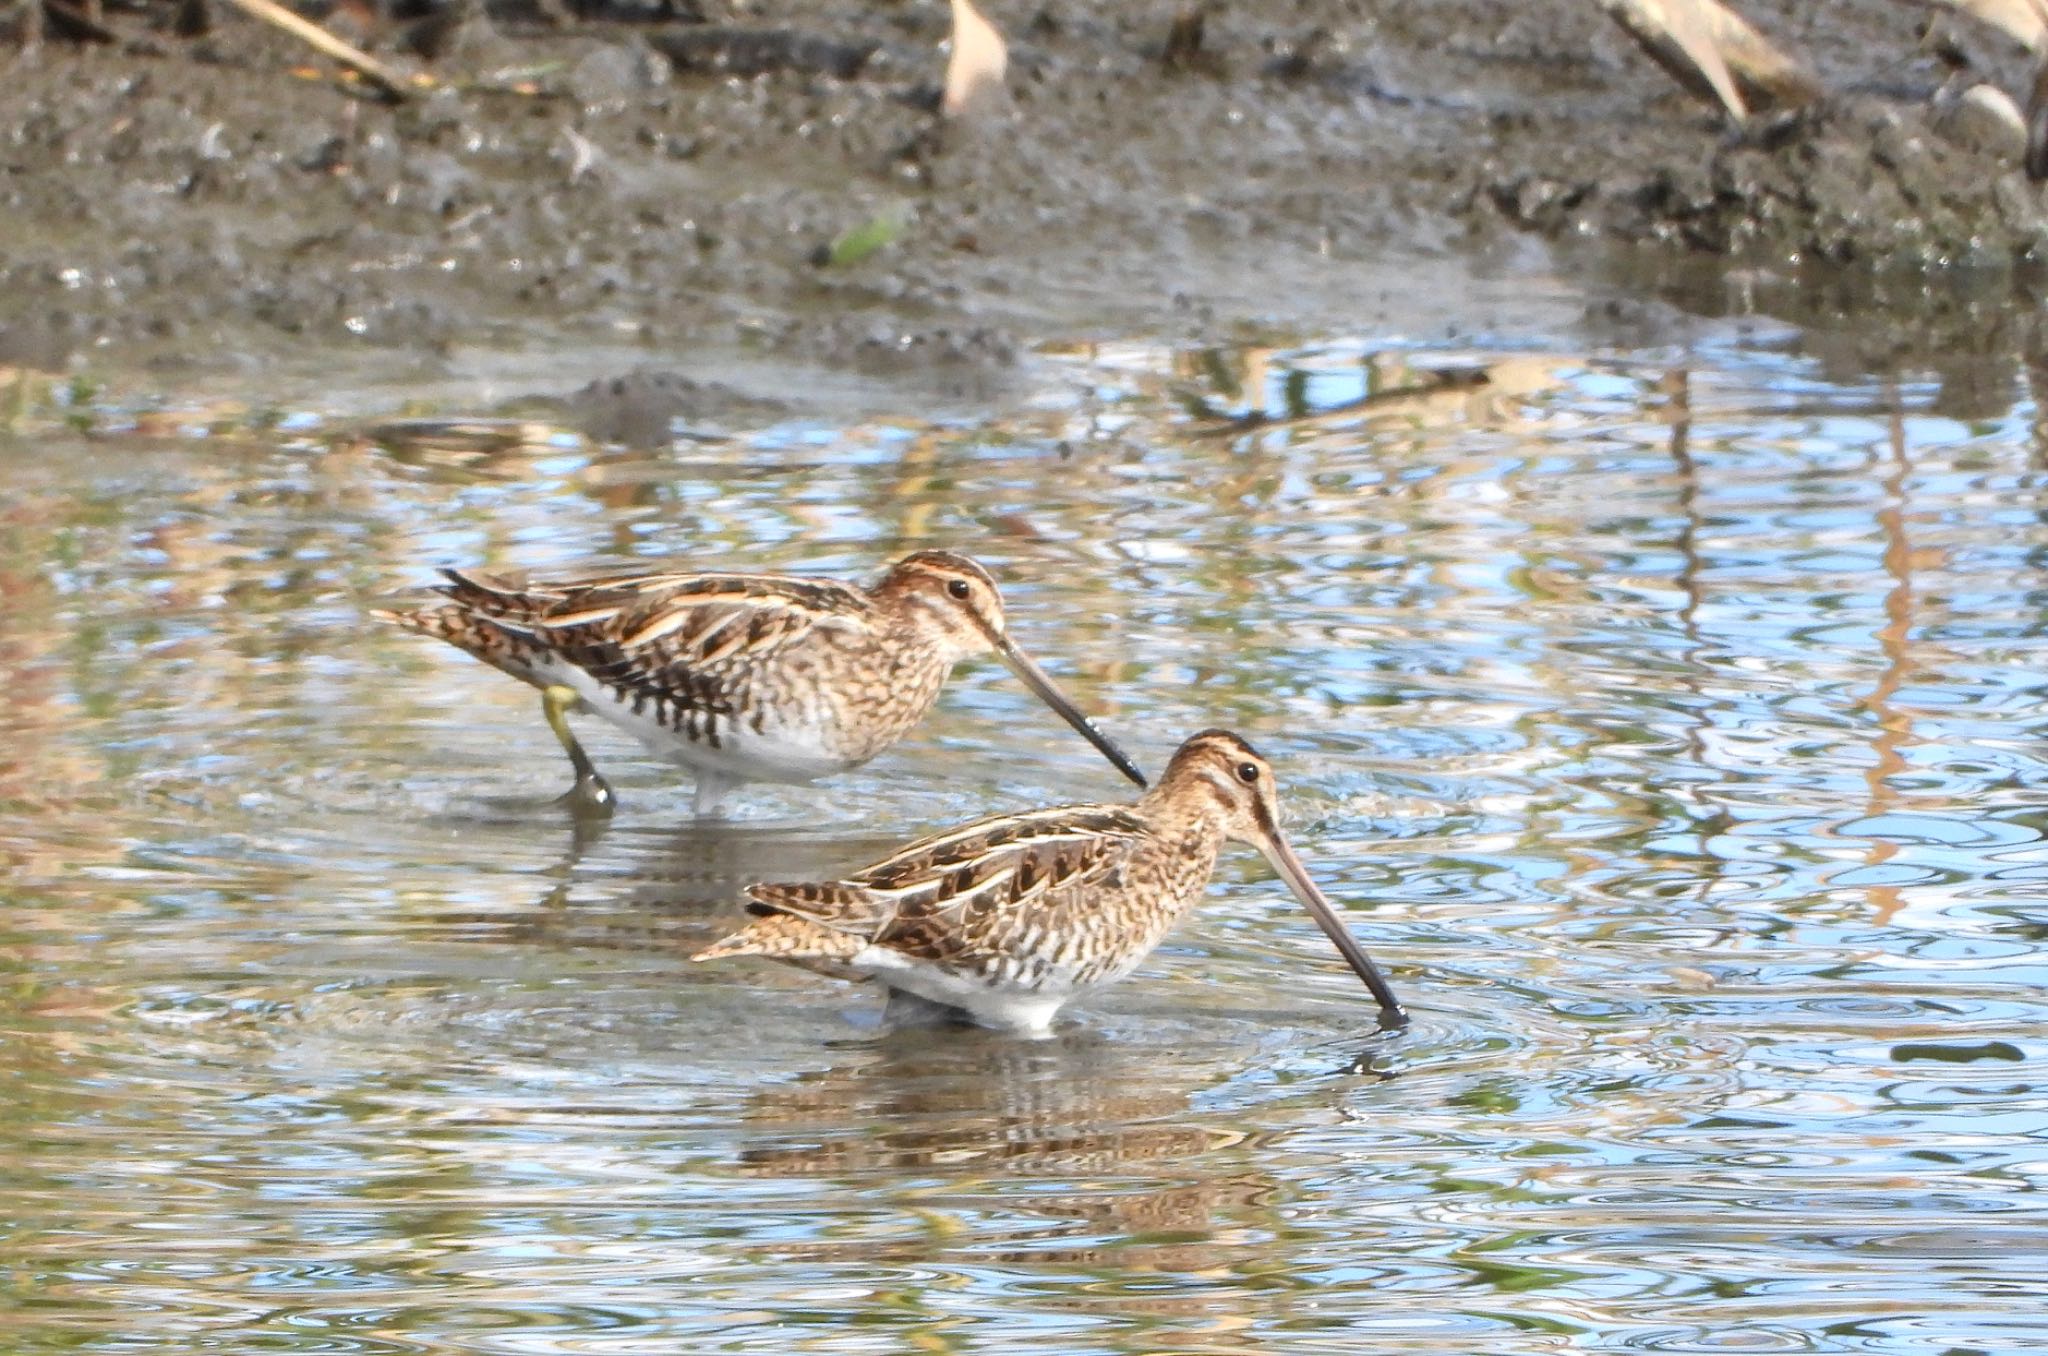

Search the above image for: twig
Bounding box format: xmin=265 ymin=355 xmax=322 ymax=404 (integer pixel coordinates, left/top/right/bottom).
xmin=218 ymin=0 xmax=423 ymax=100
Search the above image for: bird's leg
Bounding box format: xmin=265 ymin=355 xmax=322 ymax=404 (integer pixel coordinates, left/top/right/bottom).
xmin=541 ymin=684 xmax=616 ymax=815
xmin=691 ymin=769 xmax=737 ymax=818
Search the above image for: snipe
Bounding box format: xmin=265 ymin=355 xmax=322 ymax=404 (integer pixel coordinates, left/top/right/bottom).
xmin=376 ymin=550 xmax=1146 ymax=814
xmin=694 ymin=730 xmax=1406 ymax=1034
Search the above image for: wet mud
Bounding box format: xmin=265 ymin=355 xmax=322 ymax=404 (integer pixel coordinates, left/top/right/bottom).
xmin=3 ymin=0 xmax=2046 ymax=416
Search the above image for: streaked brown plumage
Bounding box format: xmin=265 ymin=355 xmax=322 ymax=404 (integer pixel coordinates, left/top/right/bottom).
xmin=375 ymin=550 xmax=1147 ymax=814
xmin=694 ymin=730 xmax=1406 ymax=1034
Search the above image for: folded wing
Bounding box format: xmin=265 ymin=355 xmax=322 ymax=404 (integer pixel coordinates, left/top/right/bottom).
xmin=724 ymin=806 xmax=1153 ymax=964
xmin=418 ymin=568 xmax=873 ymax=721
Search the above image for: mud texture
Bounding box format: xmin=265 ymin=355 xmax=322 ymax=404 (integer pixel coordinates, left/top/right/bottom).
xmin=4 ymin=0 xmax=2048 ymax=413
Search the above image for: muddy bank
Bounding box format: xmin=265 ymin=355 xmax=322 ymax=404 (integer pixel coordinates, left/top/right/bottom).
xmin=3 ymin=0 xmax=2046 ymax=417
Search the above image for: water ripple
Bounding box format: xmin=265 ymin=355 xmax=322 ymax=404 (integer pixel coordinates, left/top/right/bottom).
xmin=5 ymin=337 xmax=2048 ymax=1352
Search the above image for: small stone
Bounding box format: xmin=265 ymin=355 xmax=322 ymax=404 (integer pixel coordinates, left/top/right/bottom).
xmin=1931 ymin=83 xmax=2028 ymax=164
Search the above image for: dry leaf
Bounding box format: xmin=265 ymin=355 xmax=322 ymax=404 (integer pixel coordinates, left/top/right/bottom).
xmin=1933 ymin=0 xmax=2048 ymax=53
xmin=1597 ymin=0 xmax=1747 ymax=120
xmin=1596 ymin=0 xmax=1820 ymax=121
xmin=1704 ymin=0 xmax=1821 ymax=107
xmin=942 ymin=0 xmax=1008 ymax=117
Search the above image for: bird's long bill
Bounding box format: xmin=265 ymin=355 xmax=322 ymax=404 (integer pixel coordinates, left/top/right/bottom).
xmin=1255 ymin=827 xmax=1407 ymax=1024
xmin=994 ymin=637 xmax=1149 ymax=789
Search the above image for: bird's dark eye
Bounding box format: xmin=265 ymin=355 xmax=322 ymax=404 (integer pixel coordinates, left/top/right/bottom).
xmin=1236 ymin=762 xmax=1259 ymax=784
xmin=947 ymin=579 xmax=972 ymax=600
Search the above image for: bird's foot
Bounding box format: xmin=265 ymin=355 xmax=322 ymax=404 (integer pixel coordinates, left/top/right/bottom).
xmin=690 ymin=770 xmax=737 ymax=818
xmin=554 ymin=770 xmax=617 ymax=818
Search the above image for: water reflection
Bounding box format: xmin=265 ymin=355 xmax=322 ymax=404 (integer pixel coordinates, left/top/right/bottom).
xmin=726 ymin=1030 xmax=1282 ymax=1273
xmin=2 ymin=334 xmax=2046 ymax=1352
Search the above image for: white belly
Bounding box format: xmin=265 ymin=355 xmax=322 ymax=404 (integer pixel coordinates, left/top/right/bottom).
xmin=529 ymin=654 xmax=852 ymax=785
xmin=851 ymin=946 xmax=1075 ymax=1035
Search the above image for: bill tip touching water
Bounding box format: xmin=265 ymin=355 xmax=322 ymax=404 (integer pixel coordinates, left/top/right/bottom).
xmin=373 ymin=548 xmax=1146 ymax=816
xmin=694 ymin=728 xmax=1404 ymax=1036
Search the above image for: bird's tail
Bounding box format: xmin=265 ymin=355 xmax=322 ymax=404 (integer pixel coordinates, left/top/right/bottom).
xmin=692 ymin=911 xmax=868 ymax=963
xmin=371 ymin=574 xmax=549 ymax=683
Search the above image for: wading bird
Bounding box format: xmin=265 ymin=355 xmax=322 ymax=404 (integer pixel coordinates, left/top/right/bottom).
xmin=377 ymin=550 xmax=1146 ymax=815
xmin=695 ymin=729 xmax=1406 ymax=1035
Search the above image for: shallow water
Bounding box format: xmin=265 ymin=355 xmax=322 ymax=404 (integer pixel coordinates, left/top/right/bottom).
xmin=3 ymin=334 xmax=2046 ymax=1353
